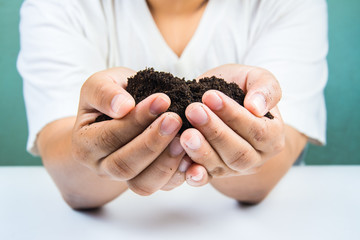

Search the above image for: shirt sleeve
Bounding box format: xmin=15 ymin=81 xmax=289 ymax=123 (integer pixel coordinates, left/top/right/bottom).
xmin=243 ymin=0 xmax=328 ymax=145
xmin=17 ymin=0 xmax=107 ymax=155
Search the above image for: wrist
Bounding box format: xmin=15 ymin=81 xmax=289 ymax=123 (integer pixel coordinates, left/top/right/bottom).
xmin=38 ymin=117 xmax=76 ymax=167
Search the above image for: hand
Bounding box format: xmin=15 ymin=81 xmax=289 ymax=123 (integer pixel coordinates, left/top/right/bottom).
xmin=180 ymin=64 xmax=285 ymax=186
xmin=72 ymin=67 xmax=186 ymax=195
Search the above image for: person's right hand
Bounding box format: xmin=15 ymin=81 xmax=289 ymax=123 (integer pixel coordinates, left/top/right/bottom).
xmin=72 ymin=67 xmax=187 ymax=195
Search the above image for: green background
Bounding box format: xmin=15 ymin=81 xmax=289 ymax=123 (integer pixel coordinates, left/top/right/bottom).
xmin=0 ymin=0 xmax=359 ymax=166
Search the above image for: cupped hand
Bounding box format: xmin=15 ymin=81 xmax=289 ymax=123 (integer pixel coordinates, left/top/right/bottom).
xmin=180 ymin=64 xmax=285 ymax=186
xmin=72 ymin=67 xmax=187 ymax=195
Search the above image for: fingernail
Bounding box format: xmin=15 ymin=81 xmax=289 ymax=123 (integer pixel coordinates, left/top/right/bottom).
xmin=160 ymin=114 xmax=180 ymax=135
xmin=191 ymin=172 xmax=203 ymax=182
xmin=178 ymin=157 xmax=192 ymax=172
xmin=169 ymin=138 xmax=184 ymax=157
xmin=206 ymin=91 xmax=223 ymax=111
xmin=185 ymin=134 xmax=201 ymax=150
xmin=150 ymin=96 xmax=169 ymax=115
xmin=111 ymin=94 xmax=132 ymax=115
xmin=187 ymin=105 xmax=208 ymax=125
xmin=251 ymin=93 xmax=267 ymax=116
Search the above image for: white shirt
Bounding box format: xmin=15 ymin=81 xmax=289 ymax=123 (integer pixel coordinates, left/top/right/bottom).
xmin=18 ymin=0 xmax=328 ymax=155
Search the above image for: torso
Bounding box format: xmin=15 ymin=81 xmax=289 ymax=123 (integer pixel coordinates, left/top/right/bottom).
xmin=147 ymin=0 xmax=208 ymax=57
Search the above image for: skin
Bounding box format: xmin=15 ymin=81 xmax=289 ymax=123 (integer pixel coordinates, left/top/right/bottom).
xmin=147 ymin=0 xmax=209 ymax=57
xmin=179 ymin=65 xmax=307 ymax=204
xmin=37 ymin=0 xmax=307 ymax=209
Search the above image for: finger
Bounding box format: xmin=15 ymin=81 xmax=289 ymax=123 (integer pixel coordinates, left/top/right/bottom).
xmin=185 ymin=102 xmax=261 ymax=172
xmin=100 ymin=112 xmax=182 ymax=181
xmin=79 ymin=67 xmax=136 ymax=120
xmin=185 ymin=163 xmax=211 ymax=187
xmin=180 ymin=128 xmax=236 ymax=177
xmin=196 ymin=64 xmax=281 ymax=117
xmin=196 ymin=64 xmax=252 ymax=93
xmin=127 ymin=137 xmax=186 ymax=196
xmin=161 ymin=156 xmax=192 ymax=191
xmin=243 ymin=68 xmax=282 ymax=117
xmin=202 ymin=90 xmax=285 ymax=153
xmin=73 ymin=93 xmax=171 ymax=161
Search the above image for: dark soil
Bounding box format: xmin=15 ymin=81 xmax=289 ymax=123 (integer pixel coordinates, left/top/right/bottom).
xmin=95 ymin=68 xmax=273 ymax=132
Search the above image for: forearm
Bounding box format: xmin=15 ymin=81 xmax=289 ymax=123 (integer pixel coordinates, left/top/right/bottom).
xmin=210 ymin=125 xmax=307 ymax=204
xmin=38 ymin=117 xmax=127 ymax=209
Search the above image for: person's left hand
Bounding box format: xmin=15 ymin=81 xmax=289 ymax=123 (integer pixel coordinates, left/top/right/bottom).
xmin=179 ymin=64 xmax=285 ymax=186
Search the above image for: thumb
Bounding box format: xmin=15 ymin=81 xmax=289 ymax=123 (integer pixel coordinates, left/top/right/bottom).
xmin=79 ymin=67 xmax=136 ymax=119
xmin=244 ymin=69 xmax=282 ymax=117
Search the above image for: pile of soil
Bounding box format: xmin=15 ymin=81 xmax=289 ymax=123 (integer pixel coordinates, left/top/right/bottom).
xmin=95 ymin=68 xmax=273 ymax=132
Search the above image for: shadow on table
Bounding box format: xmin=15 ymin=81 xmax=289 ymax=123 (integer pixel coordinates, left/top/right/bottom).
xmin=74 ymin=200 xmax=246 ymax=231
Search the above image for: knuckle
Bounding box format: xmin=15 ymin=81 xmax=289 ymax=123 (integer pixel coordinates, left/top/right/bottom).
xmin=128 ymin=181 xmax=154 ymax=196
xmin=99 ymin=128 xmax=123 ymax=150
xmin=209 ymin=167 xmax=226 ymax=177
xmin=108 ymin=157 xmax=136 ymax=180
xmin=142 ymin=138 xmax=158 ymax=155
xmin=249 ymin=122 xmax=268 ymax=143
xmin=228 ymin=149 xmax=253 ymax=171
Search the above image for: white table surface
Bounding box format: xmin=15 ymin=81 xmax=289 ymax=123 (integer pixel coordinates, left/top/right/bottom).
xmin=0 ymin=166 xmax=359 ymax=240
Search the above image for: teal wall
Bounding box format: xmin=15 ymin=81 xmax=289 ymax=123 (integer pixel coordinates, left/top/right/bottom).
xmin=0 ymin=0 xmax=359 ymax=165
xmin=0 ymin=0 xmax=41 ymax=165
xmin=305 ymin=0 xmax=360 ymax=164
